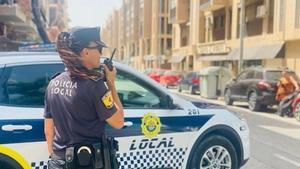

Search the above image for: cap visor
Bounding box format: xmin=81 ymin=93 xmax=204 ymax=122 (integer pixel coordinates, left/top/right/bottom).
xmin=95 ymin=41 xmax=108 ymax=48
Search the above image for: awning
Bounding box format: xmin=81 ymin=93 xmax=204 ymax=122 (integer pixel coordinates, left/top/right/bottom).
xmin=227 ymin=42 xmax=284 ymax=60
xmin=197 ymin=55 xmax=228 ymax=61
xmin=169 ymin=55 xmax=186 ymax=63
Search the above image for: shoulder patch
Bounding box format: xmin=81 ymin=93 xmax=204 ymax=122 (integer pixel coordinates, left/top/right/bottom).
xmin=101 ymin=91 xmax=114 ymax=109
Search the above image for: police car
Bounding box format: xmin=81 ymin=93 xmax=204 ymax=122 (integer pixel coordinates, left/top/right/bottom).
xmin=0 ymin=52 xmax=249 ymax=169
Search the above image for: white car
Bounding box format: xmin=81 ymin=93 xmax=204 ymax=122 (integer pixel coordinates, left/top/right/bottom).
xmin=0 ymin=52 xmax=250 ymax=169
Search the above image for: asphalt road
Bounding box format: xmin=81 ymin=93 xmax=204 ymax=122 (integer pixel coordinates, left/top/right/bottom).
xmin=173 ymin=91 xmax=300 ymax=169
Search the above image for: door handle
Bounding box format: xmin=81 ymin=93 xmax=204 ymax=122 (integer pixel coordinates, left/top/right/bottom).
xmin=122 ymin=121 xmax=133 ymax=129
xmin=1 ymin=125 xmax=33 ymax=131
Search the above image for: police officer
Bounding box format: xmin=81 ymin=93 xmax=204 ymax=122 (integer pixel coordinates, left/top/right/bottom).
xmin=44 ymin=27 xmax=124 ymax=169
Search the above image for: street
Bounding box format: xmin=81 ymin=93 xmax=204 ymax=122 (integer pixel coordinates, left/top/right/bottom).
xmin=172 ymin=90 xmax=300 ymax=169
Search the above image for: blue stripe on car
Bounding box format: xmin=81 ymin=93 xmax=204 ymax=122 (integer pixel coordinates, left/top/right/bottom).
xmin=0 ymin=115 xmax=213 ymax=144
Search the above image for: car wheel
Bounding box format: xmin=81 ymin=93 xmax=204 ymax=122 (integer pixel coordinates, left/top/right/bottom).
xmin=248 ymin=92 xmax=260 ymax=111
xmin=295 ymin=102 xmax=300 ymax=122
xmin=224 ymin=89 xmax=233 ymax=105
xmin=190 ymin=135 xmax=238 ymax=169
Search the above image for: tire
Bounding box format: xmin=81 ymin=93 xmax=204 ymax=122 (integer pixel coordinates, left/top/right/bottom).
xmin=224 ymin=89 xmax=234 ymax=105
xmin=295 ymin=102 xmax=300 ymax=122
xmin=190 ymin=135 xmax=238 ymax=169
xmin=248 ymin=92 xmax=260 ymax=111
xmin=0 ymin=154 xmax=23 ymax=169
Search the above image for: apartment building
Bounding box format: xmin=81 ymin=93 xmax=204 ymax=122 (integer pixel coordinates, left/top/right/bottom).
xmin=192 ymin=0 xmax=300 ymax=75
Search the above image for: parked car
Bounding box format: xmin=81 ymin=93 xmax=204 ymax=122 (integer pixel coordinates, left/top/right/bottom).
xmin=160 ymin=70 xmax=182 ymax=88
xmin=0 ymin=52 xmax=249 ymax=169
xmin=147 ymin=69 xmax=166 ymax=83
xmin=224 ymin=67 xmax=300 ymax=111
xmin=178 ymin=71 xmax=200 ymax=94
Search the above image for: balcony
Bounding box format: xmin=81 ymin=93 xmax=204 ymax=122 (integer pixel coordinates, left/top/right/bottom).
xmin=0 ymin=4 xmax=26 ymax=23
xmin=199 ymin=0 xmax=226 ymax=11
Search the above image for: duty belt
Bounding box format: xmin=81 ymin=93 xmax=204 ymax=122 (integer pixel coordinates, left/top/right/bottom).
xmin=65 ymin=136 xmax=119 ymax=169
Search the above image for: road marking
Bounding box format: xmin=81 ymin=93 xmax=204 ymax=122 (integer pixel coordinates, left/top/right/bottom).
xmin=274 ymin=153 xmax=300 ymax=167
xmin=259 ymin=125 xmax=300 ymax=141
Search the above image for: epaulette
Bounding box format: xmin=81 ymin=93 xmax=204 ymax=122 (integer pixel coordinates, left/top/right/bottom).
xmin=51 ymin=72 xmax=62 ymax=79
xmin=89 ymin=75 xmax=102 ymax=82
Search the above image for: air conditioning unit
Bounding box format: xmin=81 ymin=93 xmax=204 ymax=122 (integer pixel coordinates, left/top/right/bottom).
xmin=256 ymin=5 xmax=268 ymax=18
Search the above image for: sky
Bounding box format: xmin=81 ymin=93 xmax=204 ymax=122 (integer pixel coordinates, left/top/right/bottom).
xmin=67 ymin=0 xmax=122 ymax=28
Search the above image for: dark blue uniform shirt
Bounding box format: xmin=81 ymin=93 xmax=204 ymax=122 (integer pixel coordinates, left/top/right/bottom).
xmin=44 ymin=72 xmax=117 ymax=151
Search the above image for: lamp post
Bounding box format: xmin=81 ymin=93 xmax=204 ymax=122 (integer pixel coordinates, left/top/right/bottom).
xmin=238 ymin=0 xmax=245 ymax=73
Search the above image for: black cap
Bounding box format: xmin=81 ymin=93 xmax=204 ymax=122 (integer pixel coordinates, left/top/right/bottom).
xmin=68 ymin=27 xmax=107 ymax=53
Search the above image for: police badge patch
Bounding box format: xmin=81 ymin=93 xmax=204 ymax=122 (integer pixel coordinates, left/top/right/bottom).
xmin=101 ymin=91 xmax=114 ymax=109
xmin=141 ymin=113 xmax=161 ymax=138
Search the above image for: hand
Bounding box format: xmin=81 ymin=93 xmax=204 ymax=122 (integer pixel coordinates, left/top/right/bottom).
xmin=102 ymin=64 xmax=117 ymax=84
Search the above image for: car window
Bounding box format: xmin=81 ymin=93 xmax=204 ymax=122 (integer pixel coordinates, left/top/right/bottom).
xmin=254 ymin=71 xmax=263 ymax=79
xmin=265 ymin=71 xmax=282 ymax=81
xmin=0 ymin=64 xmax=64 ymax=107
xmin=237 ymin=71 xmax=248 ymax=81
xmin=246 ymin=70 xmax=255 ymax=79
xmin=115 ymin=71 xmax=162 ymax=109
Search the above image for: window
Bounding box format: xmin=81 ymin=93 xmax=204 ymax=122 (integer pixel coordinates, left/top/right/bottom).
xmin=254 ymin=71 xmax=263 ymax=79
xmin=237 ymin=71 xmax=248 ymax=81
xmin=160 ymin=0 xmax=165 ymax=13
xmin=0 ymin=64 xmax=64 ymax=107
xmin=115 ymin=71 xmax=162 ymax=109
xmin=160 ymin=18 xmax=165 ymax=34
xmin=167 ymin=39 xmax=172 ymax=49
xmin=246 ymin=71 xmax=255 ymax=79
xmin=279 ymin=0 xmax=285 ymax=31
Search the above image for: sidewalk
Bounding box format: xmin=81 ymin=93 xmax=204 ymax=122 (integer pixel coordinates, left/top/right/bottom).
xmin=169 ymin=89 xmax=300 ymax=127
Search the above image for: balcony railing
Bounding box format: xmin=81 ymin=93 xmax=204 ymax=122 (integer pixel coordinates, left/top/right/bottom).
xmin=0 ymin=4 xmax=27 ymax=23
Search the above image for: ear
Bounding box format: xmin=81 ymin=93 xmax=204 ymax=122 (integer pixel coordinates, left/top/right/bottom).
xmin=80 ymin=48 xmax=89 ymax=57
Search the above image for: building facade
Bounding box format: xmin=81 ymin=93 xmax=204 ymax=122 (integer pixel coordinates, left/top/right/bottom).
xmin=104 ymin=0 xmax=300 ymax=75
xmin=103 ymin=0 xmax=172 ymax=71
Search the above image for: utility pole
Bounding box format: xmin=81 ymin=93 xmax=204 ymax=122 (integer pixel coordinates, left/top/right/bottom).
xmin=238 ymin=0 xmax=245 ymax=73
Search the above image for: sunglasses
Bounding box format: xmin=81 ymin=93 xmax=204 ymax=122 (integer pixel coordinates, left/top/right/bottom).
xmin=87 ymin=46 xmax=103 ymax=54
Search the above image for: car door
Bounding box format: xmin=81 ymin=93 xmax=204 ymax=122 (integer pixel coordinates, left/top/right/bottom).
xmin=0 ymin=62 xmax=65 ymax=168
xmin=108 ymin=69 xmax=192 ymax=169
xmin=230 ymin=71 xmax=248 ymax=98
xmin=240 ymin=70 xmax=255 ymax=100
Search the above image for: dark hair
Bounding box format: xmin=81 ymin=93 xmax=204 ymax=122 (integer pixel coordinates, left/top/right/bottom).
xmin=57 ymin=32 xmax=103 ymax=79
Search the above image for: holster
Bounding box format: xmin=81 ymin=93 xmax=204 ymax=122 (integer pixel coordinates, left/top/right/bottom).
xmin=65 ymin=136 xmax=119 ymax=169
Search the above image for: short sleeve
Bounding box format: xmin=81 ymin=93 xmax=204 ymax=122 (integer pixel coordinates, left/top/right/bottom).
xmin=93 ymin=80 xmax=117 ymax=121
xmin=44 ymin=88 xmax=52 ymax=119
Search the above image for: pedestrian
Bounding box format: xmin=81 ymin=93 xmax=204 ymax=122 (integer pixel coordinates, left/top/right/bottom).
xmin=276 ymin=67 xmax=300 ymax=117
xmin=44 ymin=27 xmax=124 ymax=169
